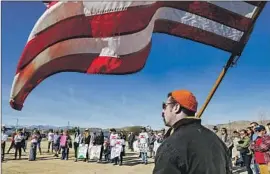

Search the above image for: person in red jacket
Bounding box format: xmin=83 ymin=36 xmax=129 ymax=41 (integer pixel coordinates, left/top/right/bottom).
xmin=250 ymin=125 xmax=269 ymax=174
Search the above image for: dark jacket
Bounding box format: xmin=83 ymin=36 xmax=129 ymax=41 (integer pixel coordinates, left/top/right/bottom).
xmin=153 ymin=117 xmax=232 ymax=174
xmin=95 ymin=134 xmax=104 ymax=145
xmin=82 ymin=135 xmax=91 ymax=145
xmin=128 ymin=134 xmax=135 ymax=142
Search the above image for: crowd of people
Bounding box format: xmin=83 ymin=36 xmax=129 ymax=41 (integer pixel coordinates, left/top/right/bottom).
xmin=1 ymin=121 xmax=270 ymax=173
xmin=1 ymin=90 xmax=270 ymax=174
xmin=0 ymin=126 xmax=166 ymax=166
xmin=213 ymin=122 xmax=270 ymax=174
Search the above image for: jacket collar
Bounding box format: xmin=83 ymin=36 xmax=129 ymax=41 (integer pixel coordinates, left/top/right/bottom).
xmin=172 ymin=117 xmax=202 ymax=131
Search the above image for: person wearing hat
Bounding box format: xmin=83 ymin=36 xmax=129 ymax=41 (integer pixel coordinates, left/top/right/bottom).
xmin=251 ymin=125 xmax=270 ymax=174
xmin=153 ymin=89 xmax=231 ymax=174
xmin=109 ymin=128 xmax=119 ymax=163
xmin=81 ymin=128 xmax=91 ymax=162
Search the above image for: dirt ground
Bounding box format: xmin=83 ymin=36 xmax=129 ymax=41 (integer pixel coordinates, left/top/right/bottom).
xmin=2 ymin=141 xmax=154 ymax=174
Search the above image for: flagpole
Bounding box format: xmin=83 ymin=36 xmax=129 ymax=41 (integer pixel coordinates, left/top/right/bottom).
xmin=196 ymin=2 xmax=266 ymax=118
xmin=196 ymin=54 xmax=237 ymax=118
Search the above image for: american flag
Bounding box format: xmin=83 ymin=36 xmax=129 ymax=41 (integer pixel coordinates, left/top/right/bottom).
xmin=10 ymin=1 xmax=266 ymax=110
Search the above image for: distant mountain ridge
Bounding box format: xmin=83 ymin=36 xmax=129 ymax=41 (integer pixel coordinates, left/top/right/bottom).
xmin=204 ymin=120 xmax=270 ymax=130
xmin=5 ymin=120 xmax=270 ymax=131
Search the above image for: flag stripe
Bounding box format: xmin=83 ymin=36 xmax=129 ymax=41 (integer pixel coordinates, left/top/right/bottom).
xmin=18 ymin=6 xmax=246 ymax=71
xmin=29 ymin=1 xmax=156 ymax=40
xmin=154 ymin=20 xmax=237 ymax=53
xmin=207 ymin=1 xmax=257 ymax=18
xmin=30 ymin=1 xmax=254 ymax=40
xmin=10 ymin=43 xmax=151 ymax=110
xmin=161 ymin=1 xmax=253 ymax=31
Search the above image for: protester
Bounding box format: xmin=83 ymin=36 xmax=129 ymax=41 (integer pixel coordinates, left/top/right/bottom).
xmin=73 ymin=127 xmax=82 ymax=162
xmin=7 ymin=132 xmax=16 ymax=154
xmin=153 ymin=89 xmax=231 ymax=174
xmin=103 ymin=139 xmax=110 ymax=162
xmin=109 ymin=129 xmax=119 ymax=163
xmin=58 ymin=129 xmax=64 ymax=154
xmin=250 ymin=122 xmax=261 ymax=174
xmin=251 ymin=125 xmax=270 ymax=174
xmin=247 ymin=127 xmax=254 ymax=140
xmin=213 ymin=126 xmax=220 ymax=135
xmin=47 ymin=129 xmax=54 ymax=153
xmin=53 ymin=130 xmax=60 ymax=157
xmin=14 ymin=129 xmax=23 ymax=160
xmin=138 ymin=127 xmax=149 ymax=165
xmin=1 ymin=126 xmax=8 ymax=162
xmin=60 ymin=130 xmax=72 ymax=160
xmin=231 ymin=131 xmax=242 ymax=167
xmin=221 ymin=127 xmax=233 ymax=157
xmin=36 ymin=130 xmax=42 ymax=155
xmin=81 ymin=129 xmax=91 ymax=162
xmin=128 ymin=132 xmax=135 ymax=151
xmin=95 ymin=131 xmax=105 ymax=162
xmin=149 ymin=131 xmax=156 ymax=158
xmin=21 ymin=128 xmax=28 ymax=153
xmin=113 ymin=133 xmax=125 ymax=166
xmin=237 ymin=129 xmax=253 ymax=174
xmin=29 ymin=130 xmax=38 ymax=161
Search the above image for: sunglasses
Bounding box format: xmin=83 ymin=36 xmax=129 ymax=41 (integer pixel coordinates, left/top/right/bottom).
xmin=162 ymin=102 xmax=174 ymax=109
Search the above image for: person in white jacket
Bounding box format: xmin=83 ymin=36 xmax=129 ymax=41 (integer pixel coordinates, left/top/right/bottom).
xmin=14 ymin=129 xmax=23 ymax=160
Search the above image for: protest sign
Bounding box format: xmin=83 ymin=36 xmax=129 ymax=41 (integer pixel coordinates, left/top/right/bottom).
xmin=88 ymin=145 xmax=102 ymax=160
xmin=77 ymin=144 xmax=88 ymax=159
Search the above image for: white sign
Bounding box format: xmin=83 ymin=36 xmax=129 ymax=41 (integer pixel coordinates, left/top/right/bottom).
xmin=110 ymin=139 xmax=124 ymax=159
xmin=133 ymin=140 xmax=140 ymax=153
xmin=88 ymin=145 xmax=102 ymax=160
xmin=111 ymin=145 xmax=122 ymax=159
xmin=77 ymin=144 xmax=88 ymax=159
xmin=153 ymin=141 xmax=161 ymax=154
xmin=138 ymin=143 xmax=148 ymax=153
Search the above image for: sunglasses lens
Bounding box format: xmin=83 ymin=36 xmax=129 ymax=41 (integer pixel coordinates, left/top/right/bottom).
xmin=162 ymin=102 xmax=166 ymax=109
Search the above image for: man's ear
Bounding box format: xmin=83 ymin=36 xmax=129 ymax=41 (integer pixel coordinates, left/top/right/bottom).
xmin=173 ymin=103 xmax=181 ymax=114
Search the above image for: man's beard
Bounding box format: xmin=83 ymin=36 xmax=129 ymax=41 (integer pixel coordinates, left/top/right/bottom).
xmin=163 ymin=117 xmax=170 ymax=127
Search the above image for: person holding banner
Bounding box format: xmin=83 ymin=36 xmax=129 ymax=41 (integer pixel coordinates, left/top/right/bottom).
xmin=74 ymin=127 xmax=82 ymax=162
xmin=81 ymin=129 xmax=91 ymax=162
xmin=109 ymin=128 xmax=119 ymax=163
xmin=153 ymin=90 xmax=231 ymax=174
xmin=138 ymin=127 xmax=149 ymax=165
xmin=95 ymin=131 xmax=104 ymax=162
xmin=111 ymin=135 xmax=125 ymax=166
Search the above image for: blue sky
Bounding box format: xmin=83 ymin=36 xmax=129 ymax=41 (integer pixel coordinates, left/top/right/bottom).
xmin=1 ymin=2 xmax=270 ymax=129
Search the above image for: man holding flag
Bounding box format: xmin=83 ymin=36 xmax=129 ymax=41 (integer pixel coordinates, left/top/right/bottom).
xmin=153 ymin=89 xmax=231 ymax=174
